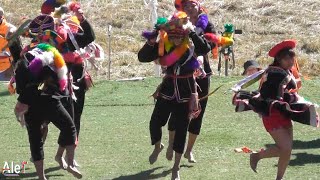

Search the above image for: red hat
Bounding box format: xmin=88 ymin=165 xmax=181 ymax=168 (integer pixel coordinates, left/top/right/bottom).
xmin=268 ymin=39 xmax=297 ymax=58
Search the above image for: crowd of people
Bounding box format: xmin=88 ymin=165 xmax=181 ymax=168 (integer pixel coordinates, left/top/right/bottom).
xmin=1 ymin=0 xmax=95 ymax=179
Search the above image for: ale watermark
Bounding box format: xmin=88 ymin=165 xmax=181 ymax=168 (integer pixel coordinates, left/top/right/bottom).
xmin=1 ymin=161 xmax=28 ymax=177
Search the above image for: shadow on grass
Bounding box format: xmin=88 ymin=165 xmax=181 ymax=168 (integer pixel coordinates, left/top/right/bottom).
xmin=291 ymin=139 xmax=320 ymax=149
xmin=19 ymin=166 xmax=62 ymax=179
xmin=265 ymin=139 xmax=320 ymax=150
xmin=0 ymin=90 xmax=10 ymax=97
xmin=112 ymin=165 xmax=194 ymax=180
xmin=265 ymin=139 xmax=320 ymax=166
xmin=290 ymin=152 xmax=320 ymax=166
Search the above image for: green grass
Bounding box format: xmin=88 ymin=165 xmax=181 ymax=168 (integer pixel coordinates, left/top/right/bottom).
xmin=0 ymin=76 xmax=320 ymax=180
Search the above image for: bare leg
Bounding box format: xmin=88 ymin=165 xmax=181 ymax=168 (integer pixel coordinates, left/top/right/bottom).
xmin=166 ymin=131 xmax=175 ymax=161
xmin=250 ymin=128 xmax=292 ymax=180
xmin=34 ymin=160 xmax=47 ymax=180
xmin=250 ymin=146 xmax=280 ymax=173
xmin=274 ymin=128 xmax=293 ymax=180
xmin=55 ymin=146 xmax=67 ymax=169
xmin=65 ymin=145 xmax=82 ymax=179
xmin=171 ymin=152 xmax=182 ymax=180
xmin=184 ymin=132 xmax=197 ymax=163
xmin=149 ymin=141 xmax=164 ymax=164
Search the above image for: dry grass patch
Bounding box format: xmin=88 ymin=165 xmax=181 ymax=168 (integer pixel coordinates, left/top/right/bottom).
xmin=1 ymin=0 xmax=319 ymax=79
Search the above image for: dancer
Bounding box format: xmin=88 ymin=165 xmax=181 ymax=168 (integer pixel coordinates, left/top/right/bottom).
xmin=139 ymin=11 xmax=211 ymax=180
xmin=167 ymin=0 xmax=216 ymax=163
xmin=48 ymin=1 xmax=96 ymax=168
xmin=14 ymin=18 xmax=82 ymax=178
xmin=232 ymin=39 xmax=319 ymax=180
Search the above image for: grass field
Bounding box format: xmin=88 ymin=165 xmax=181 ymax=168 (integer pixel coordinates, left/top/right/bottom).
xmin=0 ymin=76 xmax=320 ymax=180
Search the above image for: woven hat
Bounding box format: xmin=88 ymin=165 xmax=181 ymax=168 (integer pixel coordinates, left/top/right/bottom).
xmin=29 ymin=15 xmax=54 ymax=34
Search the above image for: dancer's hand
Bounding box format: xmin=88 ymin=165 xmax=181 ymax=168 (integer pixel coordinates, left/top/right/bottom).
xmin=14 ymin=101 xmax=29 ymax=127
xmin=147 ymin=37 xmax=157 ymax=46
xmin=151 ymin=85 xmax=161 ymax=99
xmin=189 ymin=93 xmax=201 ymax=119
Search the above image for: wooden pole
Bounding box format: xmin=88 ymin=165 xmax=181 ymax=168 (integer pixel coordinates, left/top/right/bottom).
xmin=107 ymin=24 xmax=112 ymax=80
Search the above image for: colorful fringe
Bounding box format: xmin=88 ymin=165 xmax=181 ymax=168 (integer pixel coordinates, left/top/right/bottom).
xmin=28 ymin=43 xmax=68 ymax=91
xmin=159 ymin=36 xmax=190 ymax=67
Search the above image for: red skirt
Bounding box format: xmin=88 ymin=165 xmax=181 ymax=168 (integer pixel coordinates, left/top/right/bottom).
xmin=262 ymin=108 xmax=292 ymax=132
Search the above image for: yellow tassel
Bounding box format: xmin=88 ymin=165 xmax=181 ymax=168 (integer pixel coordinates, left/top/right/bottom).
xmin=158 ymin=30 xmax=165 ymax=56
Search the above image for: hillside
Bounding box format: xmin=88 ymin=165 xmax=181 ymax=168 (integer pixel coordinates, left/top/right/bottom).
xmin=1 ymin=0 xmax=319 ymax=78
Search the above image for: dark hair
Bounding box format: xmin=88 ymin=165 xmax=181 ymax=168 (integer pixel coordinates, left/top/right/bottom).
xmin=272 ymin=48 xmax=295 ymax=66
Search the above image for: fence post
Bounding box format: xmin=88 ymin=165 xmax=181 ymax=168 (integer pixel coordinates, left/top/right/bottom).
xmin=150 ymin=0 xmax=161 ymax=77
xmin=107 ymin=24 xmax=112 ymax=80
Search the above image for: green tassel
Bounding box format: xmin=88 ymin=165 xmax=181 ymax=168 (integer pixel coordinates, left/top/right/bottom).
xmin=37 ymin=43 xmax=53 ymax=51
xmin=154 ymin=17 xmax=168 ymax=29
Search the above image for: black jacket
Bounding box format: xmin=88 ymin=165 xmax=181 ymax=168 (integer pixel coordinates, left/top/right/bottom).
xmin=66 ymin=19 xmax=96 ymax=52
xmin=202 ymin=21 xmax=216 ymax=76
xmin=66 ymin=19 xmax=96 ymax=88
xmin=138 ymin=31 xmax=211 ymax=102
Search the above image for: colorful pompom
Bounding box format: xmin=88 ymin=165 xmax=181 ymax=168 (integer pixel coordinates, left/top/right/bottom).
xmin=69 ymin=1 xmax=81 ymax=12
xmin=28 ymin=43 xmax=68 ymax=91
xmin=59 ymin=79 xmax=67 ymax=91
xmin=28 ymin=58 xmax=43 ymax=76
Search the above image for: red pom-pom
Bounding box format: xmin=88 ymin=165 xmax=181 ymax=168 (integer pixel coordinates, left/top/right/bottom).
xmin=69 ymin=2 xmax=81 ymax=12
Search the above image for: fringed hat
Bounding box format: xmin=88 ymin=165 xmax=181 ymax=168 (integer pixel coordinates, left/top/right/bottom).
xmin=29 ymin=15 xmax=55 ymax=35
xmin=174 ymin=0 xmax=201 ymax=11
xmin=27 ymin=43 xmax=68 ymax=91
xmin=268 ymin=39 xmax=297 ymax=58
xmin=164 ymin=11 xmax=189 ymax=37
